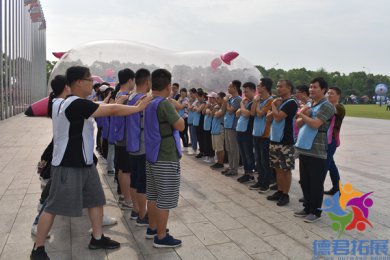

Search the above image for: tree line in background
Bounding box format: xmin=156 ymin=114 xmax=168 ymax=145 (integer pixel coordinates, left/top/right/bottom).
xmin=257 ymin=65 xmax=390 ymax=102
xmin=46 ymin=60 xmax=390 ymax=102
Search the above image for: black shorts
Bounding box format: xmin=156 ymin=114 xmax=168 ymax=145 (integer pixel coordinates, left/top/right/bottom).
xmin=129 ymin=154 xmax=146 ymax=194
xmin=115 ymin=145 xmax=131 ymax=172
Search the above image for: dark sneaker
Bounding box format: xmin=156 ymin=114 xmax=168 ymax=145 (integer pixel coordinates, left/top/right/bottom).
xmin=267 ymin=191 xmax=282 ymax=201
xmin=269 ymin=183 xmax=278 ymax=190
xmin=30 ymin=245 xmax=49 ymax=260
xmin=221 ymin=168 xmax=230 ymax=174
xmin=130 ymin=210 xmax=139 ymax=220
xmin=195 ymin=153 xmax=203 ymax=159
xmin=136 ymin=216 xmax=149 ymax=227
xmin=277 ymin=194 xmax=290 ymax=206
xmin=299 ymin=197 xmax=305 ymax=203
xmin=324 ymin=188 xmax=338 ymax=195
xmin=145 ymin=228 xmax=170 ymax=239
xmin=88 ymin=234 xmax=120 ymax=250
xmin=304 ymin=214 xmax=321 ymax=223
xmin=107 ymin=171 xmax=115 ymax=175
xmin=153 ymin=234 xmax=182 ymax=248
xmin=258 ymin=185 xmax=270 ymax=193
xmin=237 ymin=174 xmax=254 ymax=183
xmin=294 ymin=209 xmax=309 ymax=218
xmin=225 ymin=171 xmax=238 ymax=177
xmin=210 ymin=163 xmax=224 ymax=169
xmin=249 ymin=182 xmax=261 ymax=190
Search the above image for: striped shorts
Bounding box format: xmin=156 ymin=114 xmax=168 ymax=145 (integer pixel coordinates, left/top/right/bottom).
xmin=146 ymin=161 xmax=180 ymax=210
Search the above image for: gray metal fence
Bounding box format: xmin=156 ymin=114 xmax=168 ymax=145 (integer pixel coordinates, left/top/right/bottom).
xmin=0 ymin=0 xmax=46 ymax=120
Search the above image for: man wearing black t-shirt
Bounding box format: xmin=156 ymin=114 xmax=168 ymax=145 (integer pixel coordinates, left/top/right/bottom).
xmin=31 ymin=66 xmax=152 ymax=260
xmin=267 ymin=80 xmax=298 ymax=206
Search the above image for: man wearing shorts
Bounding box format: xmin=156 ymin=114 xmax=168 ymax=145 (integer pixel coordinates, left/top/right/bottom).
xmin=267 ymin=80 xmax=298 ymax=206
xmin=30 ymin=66 xmax=151 ymax=260
xmin=210 ymin=92 xmax=226 ymax=169
xmin=126 ymin=68 xmax=151 ymax=226
xmin=144 ymin=69 xmax=184 ymax=248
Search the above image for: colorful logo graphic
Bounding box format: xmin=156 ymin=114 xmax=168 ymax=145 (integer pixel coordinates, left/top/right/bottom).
xmin=321 ymin=182 xmax=374 ymax=237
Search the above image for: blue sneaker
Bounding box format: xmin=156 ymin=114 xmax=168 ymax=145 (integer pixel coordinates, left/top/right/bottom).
xmin=136 ymin=216 xmax=149 ymax=227
xmin=153 ymin=234 xmax=182 ymax=248
xmin=130 ymin=210 xmax=139 ymax=220
xmin=145 ymin=228 xmax=169 ymax=239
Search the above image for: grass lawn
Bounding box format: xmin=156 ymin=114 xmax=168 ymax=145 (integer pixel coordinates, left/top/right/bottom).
xmin=344 ymin=104 xmax=390 ymax=120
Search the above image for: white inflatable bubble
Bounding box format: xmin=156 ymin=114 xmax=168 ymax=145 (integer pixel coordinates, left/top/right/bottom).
xmin=49 ymin=40 xmax=261 ymax=93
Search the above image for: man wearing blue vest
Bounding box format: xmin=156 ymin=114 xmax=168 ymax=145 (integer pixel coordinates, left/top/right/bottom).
xmin=236 ymin=82 xmax=256 ymax=183
xmin=210 ymin=92 xmax=226 ymax=169
xmin=294 ymin=77 xmax=335 ymax=223
xmin=30 ymin=66 xmax=152 ymax=260
xmin=267 ymin=80 xmax=298 ymax=206
xmin=144 ymin=69 xmax=185 ymax=248
xmin=125 ymin=68 xmax=151 ymax=226
xmin=222 ymin=80 xmax=242 ymax=176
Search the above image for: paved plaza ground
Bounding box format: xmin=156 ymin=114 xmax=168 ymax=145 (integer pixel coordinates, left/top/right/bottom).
xmin=0 ymin=114 xmax=389 ymax=259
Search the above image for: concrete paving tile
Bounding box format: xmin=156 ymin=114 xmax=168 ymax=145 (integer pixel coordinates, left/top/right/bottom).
xmin=70 ymin=216 xmax=92 ymax=237
xmin=0 ymin=197 xmax=23 ymax=215
xmin=215 ymin=201 xmax=253 ymax=218
xmin=107 ymin=243 xmax=142 ymax=260
xmin=3 ymin=188 xmax=27 ymax=196
xmin=45 ymin=226 xmax=71 ymax=252
xmin=203 ymin=210 xmax=243 ymax=231
xmin=0 ymin=242 xmax=32 ymax=260
xmin=236 ymin=215 xmax=281 ymax=237
xmin=102 ymin=219 xmax=138 ymax=244
xmin=143 ymin=252 xmax=180 ymax=260
xmin=262 ymin=234 xmax=312 ymax=260
xmin=227 ymin=194 xmax=259 ymax=207
xmin=0 ymin=233 xmax=8 ymax=255
xmin=46 ymin=251 xmax=72 ymax=260
xmin=166 ymin=216 xmax=193 ymax=237
xmin=0 ymin=213 xmax=16 ymax=234
xmin=175 ymin=235 xmax=216 ymax=260
xmin=26 ymin=183 xmax=42 ymax=194
xmin=207 ymin=242 xmax=252 ymax=260
xmin=174 ymin=206 xmax=208 ymax=224
xmin=223 ymin=228 xmax=274 ymax=255
xmin=21 ymin=193 xmax=40 ymax=208
xmin=247 ymin=205 xmax=288 ymax=224
xmin=71 ymin=235 xmax=108 ymax=260
xmin=186 ymin=222 xmax=230 ymax=246
xmin=251 ymin=250 xmax=288 ymax=260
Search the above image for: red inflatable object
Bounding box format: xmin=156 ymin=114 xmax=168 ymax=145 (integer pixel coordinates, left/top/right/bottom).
xmin=24 ymin=97 xmax=49 ymax=117
xmin=52 ymin=52 xmax=66 ymax=59
xmin=210 ymin=57 xmax=222 ymax=71
xmin=220 ymin=51 xmax=239 ymax=65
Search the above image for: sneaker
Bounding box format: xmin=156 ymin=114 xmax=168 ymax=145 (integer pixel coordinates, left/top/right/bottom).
xmin=182 ymin=147 xmax=188 ymax=152
xmin=37 ymin=202 xmax=43 ymax=212
xmin=107 ymin=170 xmax=115 ymax=175
xmin=258 ymin=185 xmax=270 ymax=193
xmin=294 ymin=209 xmax=309 ymax=218
xmin=299 ymin=197 xmax=305 ymax=203
xmin=30 ymin=245 xmax=49 ymax=260
xmin=31 ymin=225 xmax=51 ymax=238
xmin=136 ymin=216 xmax=149 ymax=227
xmin=324 ymin=188 xmax=338 ymax=195
xmin=130 ymin=210 xmax=139 ymax=220
xmin=40 ymin=178 xmax=49 ymax=188
xmin=221 ymin=168 xmax=230 ymax=174
xmin=203 ymin=156 xmax=214 ymax=163
xmin=195 ymin=153 xmax=203 ymax=159
xmin=89 ymin=234 xmax=120 ymax=250
xmin=145 ymin=228 xmax=170 ymax=239
xmin=210 ymin=163 xmax=224 ymax=169
xmin=269 ymin=183 xmax=278 ymax=190
xmin=120 ymin=201 xmax=133 ymax=210
xmin=237 ymin=174 xmax=254 ymax=183
xmin=249 ymin=182 xmax=261 ymax=190
xmin=304 ymin=214 xmax=321 ymax=223
xmin=224 ymin=171 xmax=238 ymax=177
xmin=118 ymin=195 xmax=124 ymax=202
xmin=187 ymin=149 xmax=195 ymax=155
xmin=277 ymin=194 xmax=290 ymax=206
xmin=267 ymin=191 xmax=282 ymax=201
xmin=153 ymin=234 xmax=182 ymax=248
xmin=102 ymin=215 xmax=117 ymax=226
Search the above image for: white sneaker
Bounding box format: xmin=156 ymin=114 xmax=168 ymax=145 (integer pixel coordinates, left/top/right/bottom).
xmin=187 ymin=149 xmax=194 ymax=155
xmin=120 ymin=201 xmax=133 ymax=210
xmin=40 ymin=178 xmax=49 ymax=188
xmin=37 ymin=202 xmax=43 ymax=212
xmin=182 ymin=147 xmax=188 ymax=152
xmin=203 ymin=156 xmax=214 ymax=163
xmin=31 ymin=224 xmax=51 ymax=238
xmin=102 ymin=215 xmax=118 ymax=226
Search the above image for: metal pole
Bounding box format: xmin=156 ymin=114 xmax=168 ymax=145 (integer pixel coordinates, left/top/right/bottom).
xmin=4 ymin=0 xmax=9 ymax=118
xmin=0 ymin=0 xmax=4 ymax=120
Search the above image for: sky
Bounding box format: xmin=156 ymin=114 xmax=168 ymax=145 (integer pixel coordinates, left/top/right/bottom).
xmin=40 ymin=0 xmax=390 ymax=75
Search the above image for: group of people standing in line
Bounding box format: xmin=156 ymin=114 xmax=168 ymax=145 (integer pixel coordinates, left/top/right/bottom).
xmin=30 ymin=65 xmax=345 ymax=260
